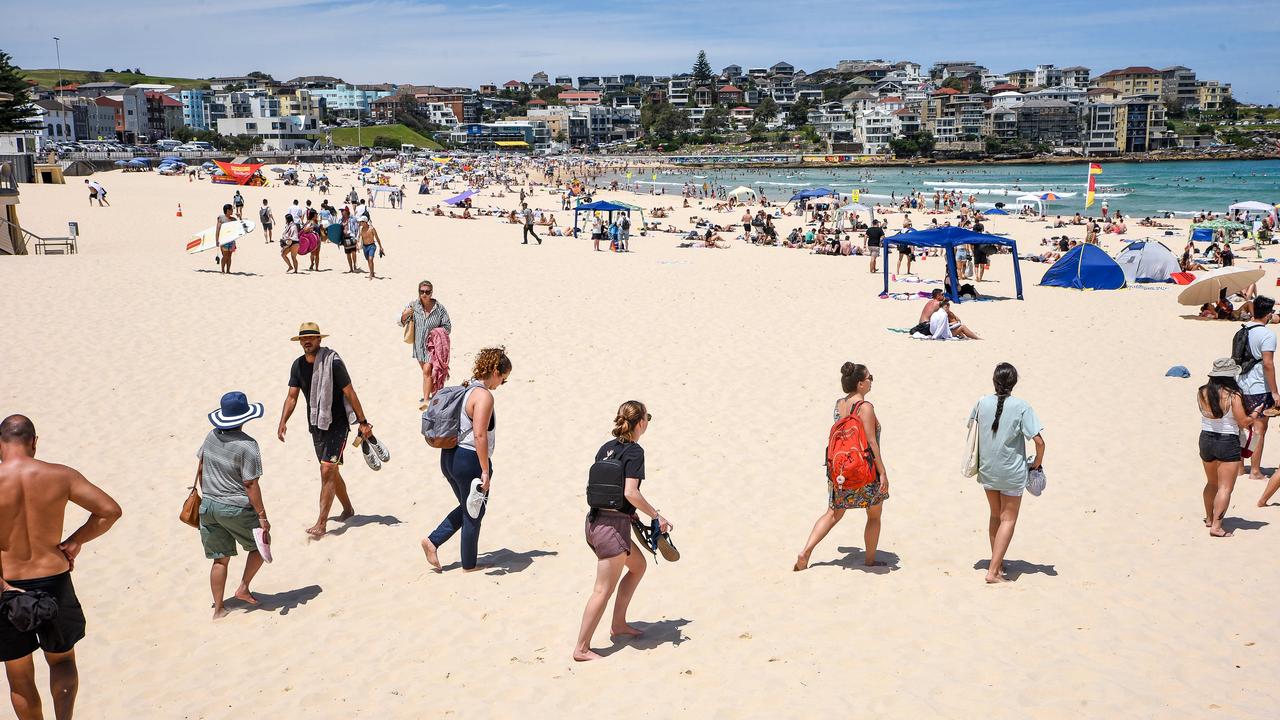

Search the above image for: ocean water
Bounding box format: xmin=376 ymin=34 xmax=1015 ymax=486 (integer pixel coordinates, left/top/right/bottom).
xmin=611 ymin=159 xmax=1280 ymax=218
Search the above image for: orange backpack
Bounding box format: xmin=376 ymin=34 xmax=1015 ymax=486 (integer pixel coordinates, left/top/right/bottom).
xmin=826 ymin=401 xmax=877 ymax=490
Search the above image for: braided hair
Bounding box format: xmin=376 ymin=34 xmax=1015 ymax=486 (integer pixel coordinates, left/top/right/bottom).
xmin=991 ymin=363 xmax=1019 ymax=434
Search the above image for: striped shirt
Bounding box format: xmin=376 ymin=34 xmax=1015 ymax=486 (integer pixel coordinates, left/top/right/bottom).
xmin=197 ymin=429 xmax=263 ymax=509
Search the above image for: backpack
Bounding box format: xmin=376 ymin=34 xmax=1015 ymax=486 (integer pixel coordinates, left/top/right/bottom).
xmin=826 ymin=401 xmax=877 ymax=490
xmin=420 ymin=383 xmax=470 ymax=449
xmin=587 ymin=444 xmax=630 ymax=511
xmin=1233 ymin=324 xmax=1262 ymax=376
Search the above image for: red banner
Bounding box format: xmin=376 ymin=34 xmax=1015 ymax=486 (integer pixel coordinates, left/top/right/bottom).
xmin=213 ymin=161 xmax=264 ymax=186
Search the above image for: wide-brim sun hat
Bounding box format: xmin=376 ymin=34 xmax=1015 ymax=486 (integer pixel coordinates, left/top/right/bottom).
xmin=209 ymin=391 xmax=265 ymax=430
xmin=290 ymin=322 xmax=329 ymax=341
xmin=1209 ymin=357 xmax=1242 ymax=377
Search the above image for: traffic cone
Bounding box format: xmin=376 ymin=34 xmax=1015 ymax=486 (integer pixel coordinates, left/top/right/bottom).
xmin=176 ymin=203 xmax=183 ymax=217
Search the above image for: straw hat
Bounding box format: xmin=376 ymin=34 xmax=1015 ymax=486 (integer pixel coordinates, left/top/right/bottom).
xmin=1208 ymin=357 xmax=1241 ymax=377
xmin=290 ymin=322 xmax=329 ymax=341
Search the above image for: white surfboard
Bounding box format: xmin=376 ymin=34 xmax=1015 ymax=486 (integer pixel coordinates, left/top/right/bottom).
xmin=186 ymin=219 xmax=257 ymax=254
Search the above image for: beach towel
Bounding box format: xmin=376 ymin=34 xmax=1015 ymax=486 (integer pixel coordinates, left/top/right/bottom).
xmin=298 ymin=230 xmax=319 ymax=255
xmin=310 ymin=347 xmax=356 ymax=431
xmin=427 ymin=326 xmax=451 ymax=392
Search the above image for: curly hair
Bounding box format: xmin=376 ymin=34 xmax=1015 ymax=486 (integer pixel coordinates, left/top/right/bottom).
xmin=612 ymin=400 xmax=648 ymax=442
xmin=471 ymin=346 xmax=513 ymax=380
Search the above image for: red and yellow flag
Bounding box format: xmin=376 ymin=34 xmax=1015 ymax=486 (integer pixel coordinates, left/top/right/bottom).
xmin=1085 ymin=163 xmax=1102 ymax=208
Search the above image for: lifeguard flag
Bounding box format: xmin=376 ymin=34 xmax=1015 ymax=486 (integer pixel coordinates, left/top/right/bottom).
xmin=1085 ymin=163 xmax=1102 ymax=208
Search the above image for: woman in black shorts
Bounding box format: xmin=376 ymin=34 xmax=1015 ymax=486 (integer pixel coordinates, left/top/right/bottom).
xmin=1198 ymin=358 xmax=1261 ymax=537
xmin=573 ymin=401 xmax=672 ymax=662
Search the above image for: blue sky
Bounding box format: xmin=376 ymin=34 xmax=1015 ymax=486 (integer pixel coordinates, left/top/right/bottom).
xmin=3 ymin=0 xmax=1277 ymax=103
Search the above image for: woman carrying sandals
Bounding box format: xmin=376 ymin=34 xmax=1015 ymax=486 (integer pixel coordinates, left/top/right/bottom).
xmin=573 ymin=401 xmax=672 ymax=662
xmin=399 ymin=280 xmax=452 ymax=410
xmin=795 ymin=362 xmax=889 ymax=571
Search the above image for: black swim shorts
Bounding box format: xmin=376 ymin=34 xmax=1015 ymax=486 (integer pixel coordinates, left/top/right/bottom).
xmin=1199 ymin=430 xmax=1242 ymax=463
xmin=0 ymin=572 xmax=86 ymax=661
xmin=310 ymin=427 xmax=348 ymax=465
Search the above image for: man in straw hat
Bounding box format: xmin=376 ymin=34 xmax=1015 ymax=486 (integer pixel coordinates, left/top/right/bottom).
xmin=278 ymin=323 xmax=374 ymax=539
xmin=196 ymin=391 xmax=272 ymax=619
xmin=0 ymin=414 xmax=122 ymax=720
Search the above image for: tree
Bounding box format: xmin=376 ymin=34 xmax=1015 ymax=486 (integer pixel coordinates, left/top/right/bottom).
xmin=372 ymin=135 xmax=398 ymax=148
xmin=553 ymin=130 xmax=566 ymax=143
xmin=748 ymin=122 xmax=769 ymax=141
xmin=983 ymin=135 xmax=1003 ymax=154
xmin=800 ymin=125 xmax=821 ymax=145
xmin=0 ymin=52 xmax=39 ymax=131
xmin=786 ymin=99 xmax=812 ymax=129
xmin=754 ymin=96 xmax=778 ymax=125
xmin=642 ymin=101 xmax=689 ymax=140
xmin=86 ymin=71 xmax=103 ymax=82
xmin=692 ymin=51 xmax=714 ymax=87
xmin=701 ymin=105 xmax=730 ymax=132
xmin=537 ymin=85 xmax=564 ymax=104
xmin=246 ymin=71 xmax=273 ymax=80
xmin=941 ymin=76 xmax=967 ymax=92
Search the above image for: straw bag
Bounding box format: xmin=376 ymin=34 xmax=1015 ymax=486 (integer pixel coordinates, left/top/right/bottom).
xmin=180 ymin=484 xmax=201 ymax=529
xmin=962 ymin=419 xmax=979 ymax=478
xmin=402 ymin=316 xmax=415 ymax=344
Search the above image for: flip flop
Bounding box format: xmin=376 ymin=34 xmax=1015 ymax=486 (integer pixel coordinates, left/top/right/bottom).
xmin=630 ymin=518 xmax=657 ymax=557
xmin=657 ymin=533 xmax=680 ymax=562
xmin=367 ymin=435 xmax=390 ymax=463
xmin=360 ymin=440 xmax=381 ymax=471
xmin=465 ymin=479 xmax=487 ymax=519
xmin=253 ymin=528 xmax=273 ymax=563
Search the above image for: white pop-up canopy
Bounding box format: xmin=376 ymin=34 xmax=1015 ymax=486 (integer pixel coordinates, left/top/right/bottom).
xmin=1228 ymin=201 xmax=1274 ymax=212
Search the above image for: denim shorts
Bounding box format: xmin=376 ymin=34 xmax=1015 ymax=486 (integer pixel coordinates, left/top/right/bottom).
xmin=1199 ymin=430 xmax=1242 ymax=463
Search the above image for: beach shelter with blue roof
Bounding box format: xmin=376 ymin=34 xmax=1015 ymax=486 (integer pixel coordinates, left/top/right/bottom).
xmin=573 ymin=200 xmax=633 ymax=234
xmin=881 ymin=226 xmax=1024 ymax=302
xmin=1039 ymin=243 xmax=1126 ymax=290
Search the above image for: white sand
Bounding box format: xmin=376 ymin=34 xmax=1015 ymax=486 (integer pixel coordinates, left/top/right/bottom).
xmin=1 ymin=167 xmax=1277 ymax=718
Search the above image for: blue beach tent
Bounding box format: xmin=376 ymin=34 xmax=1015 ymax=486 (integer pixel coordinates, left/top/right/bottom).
xmin=881 ymin=226 xmax=1024 ymax=302
xmin=1039 ymin=243 xmax=1126 ymax=290
xmin=789 ymin=188 xmax=836 ymax=202
xmin=573 ymin=200 xmax=632 ymax=234
xmin=984 ymin=208 xmax=1009 ymax=215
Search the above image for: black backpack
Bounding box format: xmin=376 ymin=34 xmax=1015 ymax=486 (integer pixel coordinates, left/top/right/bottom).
xmin=1233 ymin=324 xmax=1262 ymax=375
xmin=587 ymin=446 xmax=629 ymax=511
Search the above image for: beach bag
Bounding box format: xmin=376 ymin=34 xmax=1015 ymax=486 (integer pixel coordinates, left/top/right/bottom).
xmin=1027 ymin=467 xmax=1047 ymax=496
xmin=420 ymin=383 xmax=469 ymax=449
xmin=181 ymin=456 xmax=202 ymax=528
xmin=1241 ymin=426 xmax=1260 ymax=459
xmin=962 ymin=419 xmax=979 ymax=478
xmin=826 ymin=401 xmax=877 ymax=490
xmin=402 ymin=316 xmax=415 ymax=345
xmin=587 ymin=445 xmax=630 ymax=511
xmin=1233 ymin=324 xmax=1263 ymax=375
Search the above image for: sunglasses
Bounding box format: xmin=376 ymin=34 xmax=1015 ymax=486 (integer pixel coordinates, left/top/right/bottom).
xmin=419 ymin=289 xmax=432 ymax=295
xmin=500 ymin=378 xmax=508 ymax=385
xmin=645 ymin=413 xmax=652 ymax=421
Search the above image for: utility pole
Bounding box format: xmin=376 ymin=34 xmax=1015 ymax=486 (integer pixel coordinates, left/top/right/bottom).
xmin=53 ymin=36 xmax=63 ymax=103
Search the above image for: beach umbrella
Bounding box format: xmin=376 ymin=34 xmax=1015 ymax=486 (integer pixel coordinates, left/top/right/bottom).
xmin=1038 ymin=192 xmax=1061 ymax=201
xmin=728 ymin=186 xmax=756 ymax=198
xmin=985 ymin=208 xmax=1009 ymax=215
xmin=113 ymin=159 xmax=127 ymax=166
xmin=1176 ymin=267 xmax=1266 ymax=306
xmin=359 ymin=167 xmax=372 ymax=174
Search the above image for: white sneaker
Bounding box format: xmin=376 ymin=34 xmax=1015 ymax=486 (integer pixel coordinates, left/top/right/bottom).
xmin=465 ymin=479 xmax=487 ymax=519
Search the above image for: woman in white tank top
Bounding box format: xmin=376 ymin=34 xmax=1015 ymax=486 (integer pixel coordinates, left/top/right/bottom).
xmin=1198 ymin=358 xmax=1260 ymax=537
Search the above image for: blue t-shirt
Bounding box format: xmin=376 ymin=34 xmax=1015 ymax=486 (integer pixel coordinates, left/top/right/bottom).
xmin=969 ymin=395 xmax=1043 ymax=492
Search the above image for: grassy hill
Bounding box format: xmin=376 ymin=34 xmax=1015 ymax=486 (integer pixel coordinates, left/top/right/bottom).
xmin=20 ymin=68 xmax=212 ymax=89
xmin=326 ymin=124 xmax=443 ymax=149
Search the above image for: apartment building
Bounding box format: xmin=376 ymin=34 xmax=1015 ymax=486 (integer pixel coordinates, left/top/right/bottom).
xmin=1083 ymin=102 xmax=1119 ymax=155
xmin=1033 ymin=64 xmax=1064 ymax=88
xmin=1060 ymin=66 xmax=1091 ymax=89
xmin=1014 ymin=98 xmax=1081 ymax=147
xmin=1160 ymin=66 xmax=1198 ymax=108
xmin=982 ymin=106 xmax=1018 ymax=142
xmin=1114 ymin=94 xmax=1167 ymax=152
xmin=1195 ymin=81 xmax=1231 ymax=111
xmin=1094 ymin=66 xmax=1163 ymax=97
xmin=1006 ymin=69 xmax=1035 ymax=89
xmin=922 ymin=89 xmax=989 ymax=142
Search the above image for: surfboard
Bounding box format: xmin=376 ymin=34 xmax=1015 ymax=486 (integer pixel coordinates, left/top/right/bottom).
xmin=185 ymin=219 xmax=257 ymax=254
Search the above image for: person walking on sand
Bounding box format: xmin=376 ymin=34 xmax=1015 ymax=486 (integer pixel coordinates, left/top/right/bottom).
xmin=358 ymin=218 xmax=384 ymax=279
xmin=277 ymin=323 xmax=375 ymax=540
xmin=214 ymin=204 xmax=239 ymax=275
xmin=0 ymin=414 xmax=122 ymax=720
xmin=521 ymin=203 xmax=541 ymax=245
xmin=279 ymin=213 xmax=299 ymax=273
xmin=341 ymin=207 xmax=359 ymax=273
xmin=573 ymin=401 xmax=672 ymax=662
xmin=399 ymin=280 xmax=452 ymax=409
xmin=866 ymin=219 xmax=884 ymax=273
xmin=195 ymin=392 xmax=272 ymax=619
xmin=795 ymin=363 xmax=889 ymax=571
xmin=232 ymin=191 xmax=245 ymax=220
xmin=259 ymin=199 xmax=275 ymax=245
xmin=970 ymin=363 xmax=1045 ymax=583
xmin=1233 ymin=295 xmax=1278 ymax=481
xmin=84 ymin=179 xmax=108 ymax=207
xmin=422 ymin=348 xmax=512 ymax=573
xmin=1198 ymin=359 xmax=1261 ymax=536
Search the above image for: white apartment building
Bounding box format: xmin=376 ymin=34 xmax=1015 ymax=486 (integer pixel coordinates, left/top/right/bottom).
xmin=216 ymin=115 xmax=314 ymax=150
xmin=858 ymin=105 xmax=896 ymax=154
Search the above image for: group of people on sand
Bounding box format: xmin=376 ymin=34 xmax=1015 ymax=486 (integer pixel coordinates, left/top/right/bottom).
xmin=795 ymin=361 xmax=1044 ymax=585
xmin=211 ymin=194 xmax=386 ymax=278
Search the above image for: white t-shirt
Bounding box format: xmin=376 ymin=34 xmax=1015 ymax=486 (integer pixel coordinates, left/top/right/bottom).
xmin=1239 ymin=322 xmax=1277 ymax=395
xmin=929 ymin=307 xmax=954 ymax=340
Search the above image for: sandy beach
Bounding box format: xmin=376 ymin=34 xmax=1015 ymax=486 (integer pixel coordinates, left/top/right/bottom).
xmin=2 ymin=165 xmax=1278 ymax=719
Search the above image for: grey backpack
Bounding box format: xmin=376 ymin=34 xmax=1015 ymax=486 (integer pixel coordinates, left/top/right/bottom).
xmin=421 ymin=383 xmax=469 ymax=449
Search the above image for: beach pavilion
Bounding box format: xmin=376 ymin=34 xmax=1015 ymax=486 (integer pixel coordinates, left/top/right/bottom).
xmin=573 ymin=200 xmax=633 ymax=235
xmin=881 ymin=226 xmax=1024 ymax=302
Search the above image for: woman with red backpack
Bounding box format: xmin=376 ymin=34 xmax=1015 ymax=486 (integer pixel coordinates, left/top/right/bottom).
xmin=794 ymin=362 xmax=889 ymax=571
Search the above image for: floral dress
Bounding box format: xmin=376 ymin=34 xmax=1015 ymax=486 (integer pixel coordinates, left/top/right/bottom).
xmin=828 ymin=398 xmax=889 ymax=510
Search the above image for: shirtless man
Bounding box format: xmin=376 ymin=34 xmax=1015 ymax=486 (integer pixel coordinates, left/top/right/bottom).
xmin=358 ymin=218 xmax=383 ymax=280
xmin=0 ymin=415 xmax=122 ymax=720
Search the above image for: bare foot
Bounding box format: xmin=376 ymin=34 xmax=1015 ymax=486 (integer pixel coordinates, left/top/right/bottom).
xmin=337 ymin=508 xmax=355 ymax=522
xmin=864 ymin=559 xmax=886 ymax=567
xmin=793 ymin=553 xmax=809 ymax=571
xmin=462 ymin=564 xmax=493 ymax=573
xmin=421 ymin=538 xmax=442 ymax=572
xmin=212 ymin=607 xmax=229 ymax=620
xmin=573 ymin=649 xmax=604 ymax=662
xmin=1250 ymin=472 xmax=1265 ymax=480
xmin=985 ymin=574 xmax=1009 ymax=584
xmin=610 ymin=624 xmax=644 ymax=638
xmin=305 ymin=525 xmax=326 ymax=540
xmin=234 ymin=589 xmax=260 ymax=606
xmin=1210 ymin=527 xmax=1234 ymax=537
